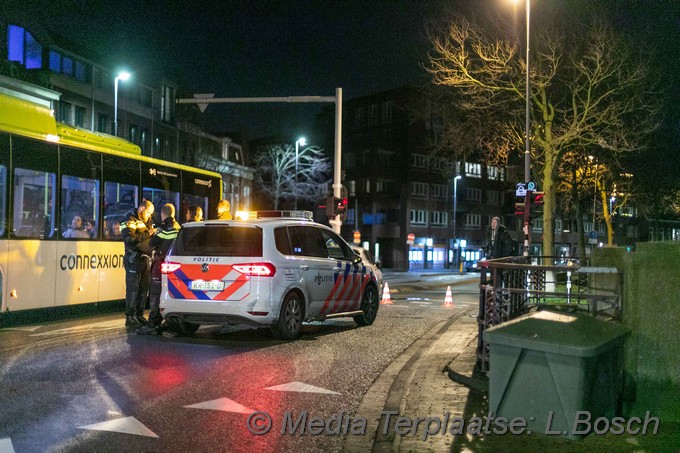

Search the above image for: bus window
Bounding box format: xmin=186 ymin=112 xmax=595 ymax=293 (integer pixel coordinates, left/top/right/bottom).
xmin=13 ymin=167 xmax=56 ymax=238
xmin=143 ymin=188 xmax=179 ymax=226
xmin=183 ymin=194 xmax=208 ymax=223
xmin=104 ymin=181 xmax=137 ymax=239
xmin=61 ymin=175 xmax=99 ymax=239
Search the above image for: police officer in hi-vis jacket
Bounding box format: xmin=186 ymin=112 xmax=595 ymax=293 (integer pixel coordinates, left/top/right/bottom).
xmin=121 ymin=200 xmax=156 ymax=327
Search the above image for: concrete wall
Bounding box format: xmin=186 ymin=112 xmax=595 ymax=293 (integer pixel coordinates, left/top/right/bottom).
xmin=592 ymin=244 xmax=680 ymax=422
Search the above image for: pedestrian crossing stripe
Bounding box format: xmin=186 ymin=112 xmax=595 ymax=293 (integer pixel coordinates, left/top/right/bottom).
xmin=264 ymin=381 xmax=339 ymax=394
xmin=185 ymin=397 xmax=254 ymax=414
xmin=78 ymin=416 xmax=158 ymax=438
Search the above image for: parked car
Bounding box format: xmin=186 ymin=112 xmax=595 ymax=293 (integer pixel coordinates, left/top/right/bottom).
xmin=351 ymin=245 xmax=383 ymax=294
xmin=160 ymin=211 xmax=380 ymax=339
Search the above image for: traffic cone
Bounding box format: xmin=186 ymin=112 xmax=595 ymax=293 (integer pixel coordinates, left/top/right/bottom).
xmin=380 ymin=282 xmax=393 ymax=305
xmin=443 ymin=286 xmax=454 ymax=308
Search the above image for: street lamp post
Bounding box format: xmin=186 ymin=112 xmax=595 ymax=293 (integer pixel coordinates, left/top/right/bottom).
xmin=114 ymin=71 xmax=131 ymax=136
xmin=452 ymin=175 xmax=462 ymax=271
xmin=294 ymin=137 xmax=306 ymax=209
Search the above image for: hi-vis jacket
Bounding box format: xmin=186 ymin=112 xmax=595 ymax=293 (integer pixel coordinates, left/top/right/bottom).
xmin=121 ymin=209 xmax=154 ymax=257
xmin=149 ymin=216 xmax=180 ymax=264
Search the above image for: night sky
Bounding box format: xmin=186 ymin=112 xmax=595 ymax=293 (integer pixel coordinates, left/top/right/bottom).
xmin=10 ymin=0 xmax=680 ymax=142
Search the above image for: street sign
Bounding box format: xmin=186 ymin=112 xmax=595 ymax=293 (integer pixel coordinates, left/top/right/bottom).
xmin=588 ymin=230 xmax=598 ymax=245
xmin=407 ymin=233 xmax=415 ymax=245
xmin=353 ymin=230 xmax=361 ymax=244
xmin=516 ymin=183 xmax=527 ymax=197
xmin=527 ymin=181 xmax=537 ymax=191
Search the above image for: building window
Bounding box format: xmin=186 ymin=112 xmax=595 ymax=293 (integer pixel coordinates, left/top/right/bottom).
xmin=532 ymin=218 xmax=543 ymax=231
xmin=431 ymin=211 xmax=447 ymax=226
xmin=412 ymin=154 xmax=428 ymax=168
xmin=465 ymin=162 xmax=482 ymax=178
xmin=555 ymin=219 xmax=562 ymax=233
xmin=431 ymin=184 xmax=447 ymax=199
xmin=377 ymin=149 xmax=393 ymax=166
xmin=368 ymin=104 xmax=378 ymax=126
xmin=59 ymin=102 xmax=72 ymax=125
xmin=129 ymin=125 xmax=138 ymax=144
xmin=354 ymin=107 xmax=365 ymax=128
xmin=488 ymin=190 xmax=500 ymax=205
xmin=7 ymin=25 xmax=42 ymax=69
xmin=410 ymin=210 xmax=427 ymax=225
xmin=466 ymin=188 xmax=482 ymax=202
xmin=97 ymin=113 xmax=109 ymax=133
xmin=487 ymin=166 xmax=503 ymax=181
xmin=160 ymin=85 xmax=174 ymax=123
xmin=412 ymin=182 xmax=428 ymax=198
xmin=464 ymin=214 xmax=481 ymax=230
xmin=381 ymin=101 xmax=393 ymax=124
xmin=75 ymin=106 xmax=86 ymax=128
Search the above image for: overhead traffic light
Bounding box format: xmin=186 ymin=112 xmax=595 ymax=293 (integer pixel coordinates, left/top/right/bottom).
xmin=514 ymin=192 xmax=545 ymax=215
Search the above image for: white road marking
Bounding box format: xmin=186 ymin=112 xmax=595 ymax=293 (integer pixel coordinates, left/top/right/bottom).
xmin=0 ymin=326 xmax=42 ymax=332
xmin=78 ymin=416 xmax=158 ymax=438
xmin=29 ymin=320 xmax=122 ymax=337
xmin=185 ymin=397 xmax=254 ymax=414
xmin=264 ymin=381 xmax=339 ymax=395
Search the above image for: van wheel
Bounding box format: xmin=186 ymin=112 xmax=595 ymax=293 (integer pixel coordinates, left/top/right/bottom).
xmin=271 ymin=293 xmax=303 ymax=340
xmin=167 ymin=318 xmax=200 ymax=335
xmin=354 ymin=285 xmax=379 ymax=326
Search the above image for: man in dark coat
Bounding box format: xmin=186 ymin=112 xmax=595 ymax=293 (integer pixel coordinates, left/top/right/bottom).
xmin=121 ymin=200 xmax=156 ymax=327
xmin=483 ymin=216 xmax=516 ymax=259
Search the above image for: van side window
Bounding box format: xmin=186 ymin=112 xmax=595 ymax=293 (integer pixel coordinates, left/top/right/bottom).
xmin=319 ymin=228 xmax=353 ymax=260
xmin=294 ymin=225 xmax=326 ymax=258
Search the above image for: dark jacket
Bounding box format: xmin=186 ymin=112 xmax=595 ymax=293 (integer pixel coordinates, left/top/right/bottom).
xmin=121 ymin=209 xmax=154 ymax=257
xmin=484 ymin=223 xmax=516 ymax=259
xmin=149 ymin=216 xmax=180 ymax=263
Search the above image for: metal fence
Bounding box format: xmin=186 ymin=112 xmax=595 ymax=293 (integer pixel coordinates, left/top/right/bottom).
xmin=476 ymin=256 xmax=623 ymax=371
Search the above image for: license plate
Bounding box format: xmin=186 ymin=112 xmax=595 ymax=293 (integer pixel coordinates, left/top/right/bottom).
xmin=190 ymin=281 xmax=225 ymax=291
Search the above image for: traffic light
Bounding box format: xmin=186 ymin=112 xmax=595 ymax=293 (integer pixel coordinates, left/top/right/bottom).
xmin=335 ymin=197 xmax=348 ymax=217
xmin=325 ymin=195 xmax=335 ymax=218
xmin=514 ymin=202 xmax=525 ymax=215
xmin=533 ymin=192 xmax=545 ymax=206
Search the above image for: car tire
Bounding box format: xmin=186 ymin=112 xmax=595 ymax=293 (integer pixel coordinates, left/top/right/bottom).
xmin=271 ymin=292 xmax=303 ymax=340
xmin=354 ymin=285 xmax=379 ymax=326
xmin=167 ymin=318 xmax=200 ymax=335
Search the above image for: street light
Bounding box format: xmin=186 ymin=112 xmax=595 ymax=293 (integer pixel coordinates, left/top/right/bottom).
xmin=512 ymin=0 xmax=531 ymax=256
xmin=294 ymin=137 xmax=306 ymax=209
xmin=452 ymin=175 xmax=462 ymax=272
xmin=114 ymin=71 xmax=131 ymax=136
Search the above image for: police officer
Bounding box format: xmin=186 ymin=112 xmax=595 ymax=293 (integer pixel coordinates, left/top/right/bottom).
xmin=138 ymin=203 xmax=180 ymax=335
xmin=121 ymin=200 xmax=156 ymax=327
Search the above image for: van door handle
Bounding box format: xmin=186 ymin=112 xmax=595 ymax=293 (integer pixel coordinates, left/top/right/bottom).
xmin=299 ymin=264 xmax=309 ymax=271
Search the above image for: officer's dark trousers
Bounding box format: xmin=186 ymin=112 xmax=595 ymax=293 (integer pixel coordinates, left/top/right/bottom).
xmin=124 ymin=255 xmax=151 ymax=317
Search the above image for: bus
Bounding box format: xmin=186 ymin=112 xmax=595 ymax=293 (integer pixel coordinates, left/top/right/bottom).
xmin=0 ymin=89 xmax=222 ymax=323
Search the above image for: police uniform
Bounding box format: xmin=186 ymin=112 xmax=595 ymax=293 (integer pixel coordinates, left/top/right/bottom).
xmin=139 ymin=215 xmax=180 ymax=333
xmin=121 ymin=209 xmax=154 ymax=326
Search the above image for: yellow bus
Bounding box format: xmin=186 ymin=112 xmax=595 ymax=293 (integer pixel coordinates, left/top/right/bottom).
xmin=0 ymin=90 xmax=222 ymax=322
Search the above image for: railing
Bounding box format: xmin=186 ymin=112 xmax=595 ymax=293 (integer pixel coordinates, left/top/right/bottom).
xmin=476 ymin=256 xmax=623 ymax=371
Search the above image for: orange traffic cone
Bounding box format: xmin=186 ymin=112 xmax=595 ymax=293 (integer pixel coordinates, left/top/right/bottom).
xmin=443 ymin=285 xmax=454 ymax=308
xmin=380 ymin=282 xmax=393 ymax=305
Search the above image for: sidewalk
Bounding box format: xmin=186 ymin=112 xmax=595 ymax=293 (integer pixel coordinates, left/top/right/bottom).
xmin=345 ymin=305 xmax=680 ymax=452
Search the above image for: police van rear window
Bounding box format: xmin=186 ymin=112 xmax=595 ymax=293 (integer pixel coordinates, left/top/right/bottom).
xmin=172 ymin=225 xmax=263 ymax=257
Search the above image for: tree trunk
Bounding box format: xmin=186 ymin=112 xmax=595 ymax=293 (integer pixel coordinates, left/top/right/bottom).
xmin=542 ymin=156 xmax=556 ymax=262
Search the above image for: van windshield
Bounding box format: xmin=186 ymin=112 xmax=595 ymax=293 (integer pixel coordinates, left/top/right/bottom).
xmin=172 ymin=225 xmax=263 ymax=257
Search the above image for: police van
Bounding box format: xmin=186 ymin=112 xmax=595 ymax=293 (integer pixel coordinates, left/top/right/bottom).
xmin=159 ymin=211 xmax=380 ymax=339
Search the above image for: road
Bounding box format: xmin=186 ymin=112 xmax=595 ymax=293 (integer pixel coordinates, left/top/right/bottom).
xmin=0 ymin=271 xmax=480 ymax=452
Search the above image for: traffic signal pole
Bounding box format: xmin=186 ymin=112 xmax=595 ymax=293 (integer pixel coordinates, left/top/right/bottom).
xmin=177 ymin=88 xmax=344 ymax=234
xmin=523 ymin=190 xmax=532 ymax=257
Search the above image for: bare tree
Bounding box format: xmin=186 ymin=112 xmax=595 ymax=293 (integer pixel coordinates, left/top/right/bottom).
xmin=426 ymin=12 xmax=661 ymax=256
xmin=253 ymin=144 xmax=331 ymax=210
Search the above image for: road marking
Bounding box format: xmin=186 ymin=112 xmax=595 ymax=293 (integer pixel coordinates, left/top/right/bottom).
xmin=265 ymin=381 xmax=339 ymax=395
xmin=0 ymin=326 xmax=42 ymax=332
xmin=0 ymin=438 xmax=15 ymax=453
xmin=79 ymin=417 xmax=158 ymax=438
xmin=29 ymin=320 xmax=121 ymax=337
xmin=185 ymin=397 xmax=254 ymax=414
